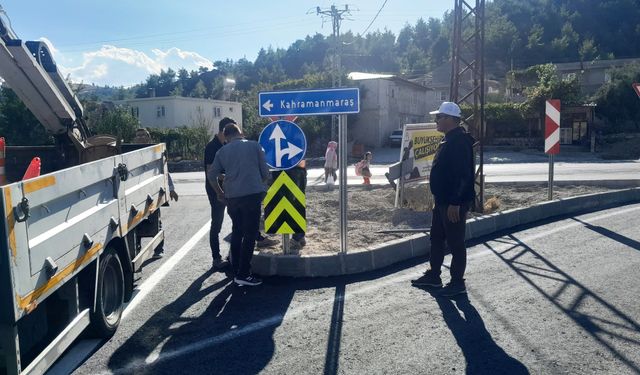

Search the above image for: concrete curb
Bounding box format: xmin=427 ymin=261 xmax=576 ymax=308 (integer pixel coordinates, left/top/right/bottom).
xmin=252 ymin=187 xmax=640 ymax=277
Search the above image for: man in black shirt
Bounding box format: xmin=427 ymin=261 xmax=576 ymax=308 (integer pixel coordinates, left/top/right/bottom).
xmin=204 ymin=117 xmax=236 ymax=269
xmin=411 ymin=102 xmax=475 ymax=297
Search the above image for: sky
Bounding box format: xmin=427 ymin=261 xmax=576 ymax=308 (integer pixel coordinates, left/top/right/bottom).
xmin=1 ymin=1 xmax=453 ymax=87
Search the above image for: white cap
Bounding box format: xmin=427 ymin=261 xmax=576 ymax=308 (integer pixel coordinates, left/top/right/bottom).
xmin=429 ymin=102 xmax=461 ymax=118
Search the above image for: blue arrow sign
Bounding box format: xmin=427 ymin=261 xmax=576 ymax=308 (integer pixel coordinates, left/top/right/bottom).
xmin=259 ymin=120 xmax=307 ymax=170
xmin=259 ymin=88 xmax=360 ymax=117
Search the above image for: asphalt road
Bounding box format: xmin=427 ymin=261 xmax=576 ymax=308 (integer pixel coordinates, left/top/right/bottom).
xmin=62 ymin=192 xmax=640 ymax=374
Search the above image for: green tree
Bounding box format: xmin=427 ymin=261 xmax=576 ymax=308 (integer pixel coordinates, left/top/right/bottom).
xmin=520 ymin=64 xmax=582 ymax=116
xmin=594 ymin=62 xmax=640 ymax=133
xmin=88 ymin=107 xmax=139 ymax=142
xmin=191 ymin=80 xmax=207 ymax=98
xmin=0 ymin=87 xmax=53 ymax=145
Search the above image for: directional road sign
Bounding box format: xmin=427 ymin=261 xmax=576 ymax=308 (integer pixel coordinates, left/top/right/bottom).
xmin=259 ymin=88 xmax=360 ymax=117
xmin=545 ymin=99 xmax=561 ymax=155
xmin=259 ymin=120 xmax=307 ymax=170
xmin=263 ymin=171 xmax=306 ymax=234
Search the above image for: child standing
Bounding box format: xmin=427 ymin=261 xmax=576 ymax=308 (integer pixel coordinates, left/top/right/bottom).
xmin=360 ymin=151 xmax=373 ymax=185
xmin=324 ymin=141 xmax=338 ymax=184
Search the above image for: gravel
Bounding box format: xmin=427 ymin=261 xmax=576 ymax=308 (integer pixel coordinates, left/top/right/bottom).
xmin=257 ymin=183 xmax=621 ymax=256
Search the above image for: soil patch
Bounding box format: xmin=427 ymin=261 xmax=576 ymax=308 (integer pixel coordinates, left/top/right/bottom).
xmin=257 ymin=183 xmax=622 ymax=256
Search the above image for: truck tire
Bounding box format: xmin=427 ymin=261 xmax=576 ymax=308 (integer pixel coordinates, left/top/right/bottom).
xmin=91 ymin=247 xmax=125 ymax=337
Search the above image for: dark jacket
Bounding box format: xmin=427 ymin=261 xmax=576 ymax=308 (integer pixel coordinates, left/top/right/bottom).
xmin=204 ymin=136 xmax=224 ymax=198
xmin=429 ymin=126 xmax=476 ymax=207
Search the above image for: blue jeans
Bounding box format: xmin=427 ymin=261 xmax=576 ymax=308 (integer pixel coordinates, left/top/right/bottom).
xmin=226 ymin=193 xmax=262 ymax=278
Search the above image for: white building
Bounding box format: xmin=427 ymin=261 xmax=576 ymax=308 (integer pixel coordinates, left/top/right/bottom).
xmin=349 ymin=72 xmax=431 ymax=147
xmin=115 ymin=96 xmax=243 ymax=136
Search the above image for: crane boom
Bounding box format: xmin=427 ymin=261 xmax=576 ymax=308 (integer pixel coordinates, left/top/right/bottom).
xmin=0 ymin=6 xmax=117 ymax=164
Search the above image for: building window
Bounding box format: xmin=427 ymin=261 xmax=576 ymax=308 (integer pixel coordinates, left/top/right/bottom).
xmin=440 ymin=91 xmax=447 ymax=101
xmin=391 ymin=89 xmax=395 ymax=98
xmin=213 ymin=107 xmax=221 ymax=118
xmin=130 ymin=107 xmax=139 ymax=118
xmin=157 ymin=105 xmax=165 ymax=117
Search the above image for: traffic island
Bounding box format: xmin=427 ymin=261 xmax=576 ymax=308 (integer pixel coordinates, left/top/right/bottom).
xmin=251 ymin=187 xmax=640 ymax=277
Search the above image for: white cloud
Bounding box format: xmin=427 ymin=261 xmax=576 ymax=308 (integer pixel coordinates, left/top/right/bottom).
xmin=58 ymin=44 xmax=214 ymax=87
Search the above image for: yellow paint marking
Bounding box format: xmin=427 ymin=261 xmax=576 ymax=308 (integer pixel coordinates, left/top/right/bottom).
xmin=127 ymin=204 xmax=157 ymax=229
xmin=3 ymin=188 xmax=16 ymax=258
xmin=277 ymin=222 xmax=294 ymax=234
xmin=265 ymin=196 xmax=306 ymax=232
xmin=263 ymin=172 xmax=305 ymax=207
xmin=153 ymin=144 xmax=163 ymax=153
xmin=23 ymin=175 xmax=56 ymax=194
xmin=17 ymin=243 xmax=103 ymax=310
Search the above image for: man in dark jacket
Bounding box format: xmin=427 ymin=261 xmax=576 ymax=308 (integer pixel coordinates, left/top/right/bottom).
xmin=412 ymin=102 xmax=475 ymax=297
xmin=204 ymin=117 xmax=235 ymax=269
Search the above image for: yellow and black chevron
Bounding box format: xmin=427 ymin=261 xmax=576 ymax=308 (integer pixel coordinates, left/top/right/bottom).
xmin=263 ymin=171 xmax=306 ymax=234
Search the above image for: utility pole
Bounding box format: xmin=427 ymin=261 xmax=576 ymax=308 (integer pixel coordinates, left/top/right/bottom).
xmin=450 ymin=0 xmax=486 ymax=213
xmin=316 ymin=5 xmax=351 ymax=141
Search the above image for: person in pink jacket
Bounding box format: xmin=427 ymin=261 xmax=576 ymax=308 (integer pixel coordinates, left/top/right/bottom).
xmin=324 ymin=141 xmax=338 ymax=184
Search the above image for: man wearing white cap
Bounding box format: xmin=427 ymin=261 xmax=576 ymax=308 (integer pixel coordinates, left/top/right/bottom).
xmin=411 ymin=102 xmax=475 ymax=297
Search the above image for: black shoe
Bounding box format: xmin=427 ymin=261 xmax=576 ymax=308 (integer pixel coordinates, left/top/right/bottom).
xmin=152 ymin=251 xmax=164 ymax=259
xmin=256 ymin=237 xmax=278 ymax=247
xmin=411 ymin=271 xmax=442 ymax=287
xmin=212 ymin=258 xmax=229 ymax=269
xmin=440 ymin=281 xmax=467 ymax=297
xmin=234 ymin=275 xmax=262 ymax=286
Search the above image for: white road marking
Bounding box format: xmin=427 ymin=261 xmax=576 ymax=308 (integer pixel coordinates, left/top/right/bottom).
xmin=75 ymin=202 xmax=640 ymax=374
xmin=47 ymin=220 xmax=211 ymax=375
xmin=122 ymin=220 xmax=211 ymax=319
xmin=109 ymin=203 xmax=640 ymax=373
xmin=468 ymin=203 xmax=640 ymax=260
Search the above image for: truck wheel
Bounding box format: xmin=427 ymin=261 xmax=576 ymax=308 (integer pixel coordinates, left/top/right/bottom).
xmin=91 ymin=247 xmax=125 ymax=337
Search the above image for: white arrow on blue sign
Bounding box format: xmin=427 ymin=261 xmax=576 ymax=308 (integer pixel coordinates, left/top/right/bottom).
xmin=259 ymin=120 xmax=307 ymax=170
xmin=259 ymin=88 xmax=360 ymax=117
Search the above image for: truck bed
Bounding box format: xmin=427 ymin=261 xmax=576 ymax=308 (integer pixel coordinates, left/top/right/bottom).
xmin=0 ymin=144 xmax=169 ymax=325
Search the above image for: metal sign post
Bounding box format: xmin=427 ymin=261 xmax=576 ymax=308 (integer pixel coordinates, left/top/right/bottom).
xmin=548 ymin=154 xmax=554 ymax=200
xmin=338 ymin=114 xmax=348 ymax=253
xmin=259 ymin=88 xmax=359 ymax=255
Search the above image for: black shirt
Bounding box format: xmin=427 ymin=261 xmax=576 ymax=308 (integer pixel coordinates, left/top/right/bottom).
xmin=204 ymin=135 xmax=224 ymax=197
xmin=429 ymin=126 xmax=476 ymax=207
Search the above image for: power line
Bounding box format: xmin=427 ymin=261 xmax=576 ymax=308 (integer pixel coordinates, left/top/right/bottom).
xmin=361 ymin=0 xmax=389 ymax=35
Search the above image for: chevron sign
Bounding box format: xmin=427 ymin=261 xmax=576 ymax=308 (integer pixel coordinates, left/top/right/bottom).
xmin=545 ymin=99 xmax=561 ymax=155
xmin=263 ymin=171 xmax=306 ymax=234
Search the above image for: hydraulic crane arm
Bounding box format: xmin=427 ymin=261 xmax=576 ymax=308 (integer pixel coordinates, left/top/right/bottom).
xmin=0 ymin=6 xmax=116 ymax=164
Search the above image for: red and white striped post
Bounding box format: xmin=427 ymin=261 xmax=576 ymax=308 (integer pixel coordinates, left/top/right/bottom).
xmin=545 ymin=99 xmax=561 ymax=200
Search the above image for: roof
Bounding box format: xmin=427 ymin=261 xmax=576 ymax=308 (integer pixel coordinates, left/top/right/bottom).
xmin=347 ymin=72 xmax=394 ymax=80
xmin=113 ymin=96 xmax=239 ymax=105
xmin=553 ymin=58 xmax=640 ymax=72
xmin=348 ymin=71 xmax=430 ymax=91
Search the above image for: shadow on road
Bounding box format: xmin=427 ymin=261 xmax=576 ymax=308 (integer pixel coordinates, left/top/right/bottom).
xmin=413 ymin=286 xmax=529 ymax=375
xmin=323 ymin=283 xmax=345 ymax=375
xmin=103 ymin=256 xmax=426 ymax=375
xmin=484 ymin=234 xmax=640 ymax=374
xmin=106 ymin=264 xmax=299 ymax=374
xmin=571 ymin=217 xmax=640 ymax=252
